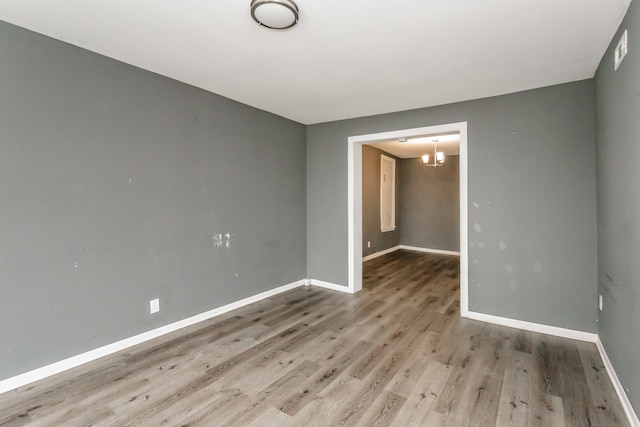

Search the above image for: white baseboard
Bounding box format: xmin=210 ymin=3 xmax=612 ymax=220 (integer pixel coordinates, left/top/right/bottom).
xmin=6 ymin=277 xmax=637 ymax=427
xmin=398 ymin=245 xmax=460 ymax=256
xmin=597 ymin=337 xmax=640 ymax=426
xmin=465 ymin=310 xmax=598 ymax=343
xmin=309 ymin=278 xmax=353 ymax=294
xmin=362 ymin=245 xmax=460 ymax=262
xmin=362 ymin=245 xmax=400 ymax=262
xmin=0 ymin=279 xmax=305 ymax=395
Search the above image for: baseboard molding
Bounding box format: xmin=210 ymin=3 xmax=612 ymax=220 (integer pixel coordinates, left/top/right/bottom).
xmin=398 ymin=245 xmax=460 ymax=256
xmin=465 ymin=310 xmax=598 ymax=343
xmin=6 ymin=278 xmax=635 ymax=427
xmin=597 ymin=337 xmax=640 ymax=426
xmin=309 ymin=278 xmax=353 ymax=294
xmin=0 ymin=279 xmax=305 ymax=395
xmin=362 ymin=245 xmax=400 ymax=262
xmin=362 ymin=245 xmax=460 ymax=262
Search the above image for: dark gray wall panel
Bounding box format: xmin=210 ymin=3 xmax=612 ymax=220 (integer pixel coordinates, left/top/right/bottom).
xmin=399 ymin=156 xmax=459 ymax=252
xmin=307 ymin=80 xmax=598 ymax=333
xmin=362 ymin=145 xmax=400 ymax=257
xmin=595 ymin=0 xmax=640 ymax=413
xmin=0 ymin=21 xmax=306 ymax=380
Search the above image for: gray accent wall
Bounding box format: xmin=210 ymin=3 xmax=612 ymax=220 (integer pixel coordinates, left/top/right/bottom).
xmin=307 ymin=80 xmax=598 ymax=333
xmin=399 ymin=155 xmax=460 ymax=252
xmin=0 ymin=21 xmax=306 ymax=381
xmin=595 ymin=0 xmax=640 ymax=413
xmin=362 ymin=145 xmax=400 ymax=257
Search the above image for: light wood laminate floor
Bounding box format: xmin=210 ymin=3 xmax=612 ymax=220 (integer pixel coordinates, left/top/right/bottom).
xmin=0 ymin=250 xmax=629 ymax=426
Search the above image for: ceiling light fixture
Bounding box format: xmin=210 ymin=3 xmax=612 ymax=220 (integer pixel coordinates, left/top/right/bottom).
xmin=250 ymin=0 xmax=299 ymax=30
xmin=422 ymin=140 xmax=446 ymax=167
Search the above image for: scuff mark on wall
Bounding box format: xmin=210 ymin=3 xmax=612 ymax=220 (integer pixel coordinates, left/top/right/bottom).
xmin=534 ymin=261 xmax=542 ymax=274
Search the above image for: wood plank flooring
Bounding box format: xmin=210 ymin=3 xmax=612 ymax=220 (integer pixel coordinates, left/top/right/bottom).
xmin=0 ymin=250 xmax=629 ymax=426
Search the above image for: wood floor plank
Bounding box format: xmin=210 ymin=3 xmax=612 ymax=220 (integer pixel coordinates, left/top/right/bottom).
xmin=332 ymin=350 xmax=408 ymax=426
xmin=577 ymin=341 xmax=629 ymax=426
xmin=276 ymin=339 xmax=371 ymax=416
xmin=529 ymin=393 xmax=566 ymax=427
xmin=357 ymin=390 xmax=406 ymax=426
xmin=0 ymin=250 xmax=630 ymax=426
xmin=546 ymin=336 xmax=600 ymax=426
xmin=384 ymin=354 xmax=431 ymax=399
xmin=177 ymin=389 xmax=253 ymax=427
xmin=495 ymin=352 xmax=534 ymax=426
xmin=390 ymin=360 xmax=452 ymax=426
xmin=216 ymin=358 xmax=320 ymax=426
xmin=246 ymin=407 xmax=292 ymax=427
xmin=287 ymin=373 xmax=363 ymax=427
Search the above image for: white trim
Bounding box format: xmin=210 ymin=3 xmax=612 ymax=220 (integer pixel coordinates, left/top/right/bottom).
xmin=597 ymin=337 xmax=640 ymax=426
xmin=466 ymin=310 xmax=597 ymax=342
xmin=398 ymin=245 xmax=460 ymax=256
xmin=380 ymin=154 xmax=396 ymax=232
xmin=458 ymin=123 xmax=469 ymax=317
xmin=0 ymin=280 xmax=305 ymax=395
xmin=362 ymin=245 xmax=401 ymax=262
xmin=309 ymin=278 xmax=353 ymax=294
xmin=361 ymin=245 xmax=460 ymax=262
xmin=348 ymin=122 xmax=468 ymax=307
xmin=347 ymin=133 xmax=363 ymax=293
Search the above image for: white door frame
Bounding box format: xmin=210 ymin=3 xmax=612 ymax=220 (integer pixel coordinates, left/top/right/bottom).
xmin=347 ymin=122 xmax=469 ymax=317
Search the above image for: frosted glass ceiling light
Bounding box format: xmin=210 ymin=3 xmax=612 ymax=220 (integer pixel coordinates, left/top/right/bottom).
xmin=251 ymin=0 xmax=299 ymax=30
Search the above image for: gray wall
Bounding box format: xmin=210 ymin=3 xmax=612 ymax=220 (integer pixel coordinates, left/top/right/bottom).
xmin=362 ymin=145 xmax=400 ymax=257
xmin=0 ymin=21 xmax=306 ymax=381
xmin=307 ymin=80 xmax=598 ymax=332
xmin=399 ymin=156 xmax=460 ymax=252
xmin=595 ymin=0 xmax=640 ymax=413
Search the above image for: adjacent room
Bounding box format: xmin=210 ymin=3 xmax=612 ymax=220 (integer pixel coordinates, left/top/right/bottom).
xmin=0 ymin=0 xmax=638 ymax=425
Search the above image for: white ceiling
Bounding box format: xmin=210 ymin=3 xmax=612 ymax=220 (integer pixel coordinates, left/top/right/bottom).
xmin=0 ymin=0 xmax=631 ymax=125
xmin=374 ymin=133 xmax=460 ymax=159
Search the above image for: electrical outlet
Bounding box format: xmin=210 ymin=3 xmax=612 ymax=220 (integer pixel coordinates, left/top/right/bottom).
xmin=367 ymin=241 xmax=371 ymax=248
xmin=599 ymin=294 xmax=603 ymax=311
xmin=150 ymin=298 xmax=160 ymax=314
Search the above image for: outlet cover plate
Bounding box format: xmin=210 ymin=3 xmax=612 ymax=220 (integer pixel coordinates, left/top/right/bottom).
xmin=614 ymin=30 xmax=628 ymax=71
xmin=150 ymin=298 xmax=160 ymax=314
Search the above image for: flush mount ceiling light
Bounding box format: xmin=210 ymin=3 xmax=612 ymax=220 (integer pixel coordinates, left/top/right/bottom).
xmin=422 ymin=140 xmax=446 ymax=167
xmin=250 ymin=0 xmax=299 ymax=30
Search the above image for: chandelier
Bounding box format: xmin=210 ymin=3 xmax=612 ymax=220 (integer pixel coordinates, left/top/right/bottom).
xmin=422 ymin=141 xmax=445 ymax=167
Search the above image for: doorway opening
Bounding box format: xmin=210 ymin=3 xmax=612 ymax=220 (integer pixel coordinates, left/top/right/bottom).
xmin=347 ymin=122 xmax=469 ymax=317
